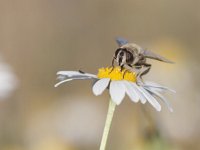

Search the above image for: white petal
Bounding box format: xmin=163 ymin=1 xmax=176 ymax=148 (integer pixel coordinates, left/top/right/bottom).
xmin=144 ymin=87 xmax=173 ymax=112
xmin=57 ymin=71 xmax=78 ymax=76
xmin=54 ymin=78 xmax=73 ymax=87
xmin=57 ymin=71 xmax=97 ymax=78
xmin=144 ymin=81 xmax=176 ymax=93
xmin=124 ymin=81 xmax=139 ymax=103
xmin=139 ymin=87 xmax=161 ymax=111
xmin=54 ymin=77 xmax=91 ymax=87
xmin=132 ymin=83 xmax=147 ymax=104
xmin=55 ymin=71 xmax=98 ymax=87
xmin=109 ymin=81 xmax=126 ymax=105
xmin=92 ymin=78 xmax=110 ymax=96
xmin=144 ymin=86 xmax=165 ymax=93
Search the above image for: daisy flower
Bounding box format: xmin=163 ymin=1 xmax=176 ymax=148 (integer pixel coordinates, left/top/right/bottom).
xmin=55 ymin=66 xmax=175 ymax=150
xmin=55 ymin=67 xmax=175 ymax=112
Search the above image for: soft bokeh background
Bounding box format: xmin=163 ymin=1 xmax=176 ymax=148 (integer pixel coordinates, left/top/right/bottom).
xmin=0 ymin=0 xmax=200 ymax=150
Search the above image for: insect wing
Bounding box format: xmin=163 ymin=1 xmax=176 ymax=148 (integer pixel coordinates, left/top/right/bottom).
xmin=143 ymin=49 xmax=174 ymax=63
xmin=116 ymin=37 xmax=128 ymax=46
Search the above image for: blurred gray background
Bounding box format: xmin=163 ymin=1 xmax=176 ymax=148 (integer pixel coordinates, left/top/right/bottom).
xmin=0 ymin=0 xmax=200 ymax=150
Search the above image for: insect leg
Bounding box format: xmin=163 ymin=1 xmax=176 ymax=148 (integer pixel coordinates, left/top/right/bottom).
xmin=122 ymin=64 xmax=132 ymax=78
xmin=111 ymin=57 xmax=115 ymax=67
xmin=120 ymin=65 xmax=124 ymax=72
xmin=137 ymin=63 xmax=151 ymax=80
xmin=122 ymin=64 xmax=142 ymax=79
xmin=79 ymin=70 xmax=85 ymax=74
xmin=109 ymin=57 xmax=115 ymax=74
xmin=124 ymin=64 xmax=140 ymax=74
xmin=123 ymin=70 xmax=128 ymax=78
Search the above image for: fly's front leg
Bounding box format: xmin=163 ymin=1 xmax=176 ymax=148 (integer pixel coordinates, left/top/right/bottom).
xmin=109 ymin=57 xmax=115 ymax=74
xmin=120 ymin=65 xmax=124 ymax=72
xmin=124 ymin=64 xmax=140 ymax=74
xmin=111 ymin=57 xmax=115 ymax=67
xmin=122 ymin=65 xmax=131 ymax=78
xmin=123 ymin=65 xmax=142 ymax=80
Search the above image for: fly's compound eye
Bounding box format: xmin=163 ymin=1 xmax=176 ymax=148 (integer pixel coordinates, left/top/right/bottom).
xmin=119 ymin=51 xmax=124 ymax=56
xmin=115 ymin=48 xmax=127 ymax=57
xmin=115 ymin=48 xmax=121 ymax=57
xmin=126 ymin=51 xmax=134 ymax=64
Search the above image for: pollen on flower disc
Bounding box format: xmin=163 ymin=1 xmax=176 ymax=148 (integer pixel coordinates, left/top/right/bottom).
xmin=97 ymin=67 xmax=136 ymax=82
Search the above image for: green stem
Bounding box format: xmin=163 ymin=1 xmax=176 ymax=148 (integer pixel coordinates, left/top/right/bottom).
xmin=100 ymin=99 xmax=116 ymax=150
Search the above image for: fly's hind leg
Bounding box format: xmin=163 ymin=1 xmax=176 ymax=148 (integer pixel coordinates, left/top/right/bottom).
xmin=140 ymin=63 xmax=151 ymax=77
xmin=137 ymin=63 xmax=151 ymax=84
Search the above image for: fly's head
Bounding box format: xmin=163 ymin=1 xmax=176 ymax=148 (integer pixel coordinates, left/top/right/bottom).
xmin=114 ymin=48 xmax=134 ymax=67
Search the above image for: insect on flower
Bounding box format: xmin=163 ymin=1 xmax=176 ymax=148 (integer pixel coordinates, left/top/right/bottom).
xmin=55 ymin=38 xmax=175 ymax=150
xmin=112 ymin=37 xmax=174 ymax=81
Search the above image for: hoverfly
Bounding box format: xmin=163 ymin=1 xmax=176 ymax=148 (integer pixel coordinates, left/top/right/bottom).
xmin=111 ymin=37 xmax=174 ymax=81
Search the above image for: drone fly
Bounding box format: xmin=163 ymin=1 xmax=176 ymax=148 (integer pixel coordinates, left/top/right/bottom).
xmin=112 ymin=37 xmax=174 ymax=80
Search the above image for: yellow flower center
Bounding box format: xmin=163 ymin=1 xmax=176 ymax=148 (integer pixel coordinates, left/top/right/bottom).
xmin=97 ymin=67 xmax=136 ymax=82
